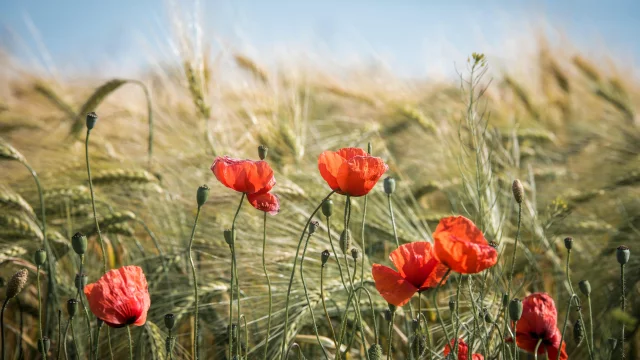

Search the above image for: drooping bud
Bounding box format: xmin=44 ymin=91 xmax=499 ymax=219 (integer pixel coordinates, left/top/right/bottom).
xmin=339 ymin=229 xmax=351 ymax=254
xmin=512 ymin=179 xmax=524 ymax=204
xmin=564 ymin=237 xmax=573 ymax=251
xmin=258 ymin=145 xmax=268 ymax=160
xmin=321 ymin=199 xmax=334 ymax=218
xmin=74 ymin=273 xmax=88 ymax=291
xmin=573 ymin=318 xmax=584 ymax=345
xmin=321 ymin=250 xmax=330 ymax=266
xmin=449 ymin=300 xmax=456 ymax=312
xmin=309 ymin=221 xmax=319 ymax=235
xmin=86 ymin=112 xmax=98 ymax=130
xmin=6 ymin=268 xmax=28 ymax=299
xmin=509 ymin=299 xmax=523 ymax=321
xmin=197 ymin=185 xmax=210 ymax=207
xmin=67 ymin=299 xmax=78 ymax=318
xmin=579 ymin=280 xmax=591 ymax=296
xmin=617 ymin=245 xmax=630 ymax=265
xmin=71 ymin=232 xmax=87 ymax=255
xmin=34 ymin=249 xmax=47 ymax=266
xmin=224 ymin=229 xmax=235 ymax=246
xmin=351 ymin=248 xmax=359 ymax=261
xmin=164 ymin=313 xmax=176 ymax=330
xmin=384 ymin=177 xmax=396 ymax=195
xmin=368 ymin=344 xmax=382 ymax=360
xmin=38 ymin=337 xmax=50 ymax=354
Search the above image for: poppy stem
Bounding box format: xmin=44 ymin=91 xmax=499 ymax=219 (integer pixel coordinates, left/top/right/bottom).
xmin=94 ymin=320 xmax=103 ymax=360
xmin=107 ymin=327 xmax=114 ymax=360
xmin=37 ymin=266 xmax=44 ymax=353
xmin=512 ymin=319 xmax=518 ymax=360
xmin=1 ymin=298 xmax=8 ymax=360
xmin=563 ymin=249 xmax=595 ymax=360
xmin=280 ymin=191 xmax=335 ymax=360
xmin=228 ymin=249 xmax=234 ymax=358
xmin=620 ymin=263 xmax=626 ymax=359
xmin=230 ymin=193 xmax=245 ymax=358
xmin=320 ymin=264 xmax=339 ymax=350
xmin=187 ymin=203 xmax=203 ymax=360
xmin=126 ymin=326 xmax=133 ymax=360
xmin=76 ymin=288 xmax=93 ymax=359
xmin=56 ymin=311 xmax=61 ymax=360
xmin=62 ymin=318 xmax=70 ymax=360
xmin=534 ymin=338 xmax=543 ymax=360
xmin=417 ymin=312 xmax=432 ymax=360
xmin=387 ymin=311 xmax=395 ymax=360
xmin=85 ymin=129 xmax=108 ymax=274
xmin=261 ymin=212 xmax=273 ymax=360
xmin=70 ymin=319 xmax=79 ymax=359
xmin=433 ymin=268 xmax=452 ymax=346
xmin=452 ymin=274 xmax=463 ymax=356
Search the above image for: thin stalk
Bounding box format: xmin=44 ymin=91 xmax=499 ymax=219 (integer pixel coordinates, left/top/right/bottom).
xmin=261 ymin=212 xmax=273 ymax=360
xmin=85 ymin=129 xmax=107 ymax=273
xmin=387 ymin=312 xmax=395 ymax=360
xmin=230 ymin=193 xmax=245 ymax=358
xmin=70 ymin=319 xmax=79 ymax=359
xmin=94 ymin=321 xmax=103 ymax=360
xmin=77 ymin=290 xmax=93 ymax=359
xmin=280 ymin=191 xmax=335 ymax=359
xmin=417 ymin=312 xmax=433 ymax=360
xmin=563 ymin=250 xmax=594 ymax=359
xmin=37 ymin=266 xmax=44 ymax=352
xmin=531 ymin=338 xmax=542 ymax=360
xmin=587 ymin=295 xmax=594 ymax=356
xmin=56 ymin=311 xmax=61 ymax=360
xmin=320 ymin=265 xmax=338 ymax=349
xmin=557 ymin=294 xmax=575 ymax=360
xmin=452 ymin=274 xmax=463 ymax=355
xmin=107 ymin=327 xmax=113 ymax=360
xmin=126 ymin=326 xmax=133 ymax=360
xmin=433 ymin=269 xmax=453 ymax=344
xmin=228 ymin=250 xmax=234 ymax=358
xmin=620 ymin=264 xmax=625 ymax=359
xmin=15 ymin=297 xmax=23 ymax=360
xmin=1 ymin=299 xmax=8 ymax=360
xmin=512 ymin=320 xmax=518 ymax=360
xmin=62 ymin=319 xmax=70 ymax=360
xmin=502 ymin=203 xmax=522 ymax=359
xmin=187 ymin=205 xmax=202 ymax=359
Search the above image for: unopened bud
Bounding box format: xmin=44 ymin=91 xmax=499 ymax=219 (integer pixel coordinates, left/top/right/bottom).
xmin=509 ymin=299 xmax=523 ymax=321
xmin=197 ymin=185 xmax=210 ymax=207
xmin=224 ymin=229 xmax=235 ymax=246
xmin=579 ymin=280 xmax=591 ymax=296
xmin=367 ymin=142 xmax=372 ymax=155
xmin=512 ymin=179 xmax=524 ymax=204
xmin=258 ymin=145 xmax=268 ymax=160
xmin=6 ymin=269 xmax=28 ymax=299
xmin=368 ymin=344 xmax=382 ymax=360
xmin=309 ymin=221 xmax=319 ymax=235
xmin=34 ymin=249 xmax=47 ymax=266
xmin=339 ymin=229 xmax=351 ymax=254
xmin=321 ymin=250 xmax=330 ymax=266
xmin=86 ymin=112 xmax=98 ymax=130
xmin=351 ymin=248 xmax=359 ymax=261
xmin=67 ymin=299 xmax=78 ymax=318
xmin=164 ymin=313 xmax=176 ymax=330
xmin=564 ymin=237 xmax=573 ymax=251
xmin=617 ymin=245 xmax=630 ymax=265
xmin=384 ymin=177 xmax=396 ymax=195
xmin=71 ymin=232 xmax=87 ymax=255
xmin=322 ymin=199 xmax=334 ymax=218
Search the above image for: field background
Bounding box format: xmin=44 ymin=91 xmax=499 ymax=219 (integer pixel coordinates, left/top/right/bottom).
xmin=0 ymin=1 xmax=639 ymax=359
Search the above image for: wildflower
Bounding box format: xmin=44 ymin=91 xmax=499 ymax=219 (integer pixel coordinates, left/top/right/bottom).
xmin=211 ymin=156 xmax=275 ymax=195
xmin=318 ymin=147 xmax=388 ymax=197
xmin=372 ymin=242 xmax=448 ymax=306
xmin=433 ymin=216 xmax=498 ymax=274
xmin=443 ymin=338 xmax=484 ymax=360
xmin=247 ymin=192 xmax=280 ymax=215
xmin=84 ymin=265 xmax=151 ymax=328
xmin=506 ymin=293 xmax=568 ymax=360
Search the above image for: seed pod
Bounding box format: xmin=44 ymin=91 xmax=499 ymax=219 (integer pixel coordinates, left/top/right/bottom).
xmin=351 ymin=248 xmax=359 ymax=261
xmin=71 ymin=232 xmax=87 ymax=255
xmin=321 ymin=199 xmax=334 ymax=218
xmin=564 ymin=237 xmax=573 ymax=251
xmin=579 ymin=280 xmax=591 ymax=296
xmin=224 ymin=229 xmax=235 ymax=246
xmin=617 ymin=245 xmax=630 ymax=265
xmin=164 ymin=313 xmax=176 ymax=330
xmin=38 ymin=337 xmax=50 ymax=354
xmin=512 ymin=179 xmax=524 ymax=204
xmin=75 ymin=273 xmax=88 ymax=291
xmin=197 ymin=185 xmax=210 ymax=207
xmin=384 ymin=177 xmax=396 ymax=195
xmin=67 ymin=299 xmax=78 ymax=318
xmin=509 ymin=299 xmax=523 ymax=321
xmin=309 ymin=221 xmax=319 ymax=235
xmin=86 ymin=112 xmax=98 ymax=130
xmin=6 ymin=268 xmax=28 ymax=299
xmin=368 ymin=344 xmax=382 ymax=360
xmin=573 ymin=318 xmax=584 ymax=345
xmin=449 ymin=299 xmax=456 ymax=312
xmin=321 ymin=250 xmax=330 ymax=266
xmin=339 ymin=229 xmax=351 ymax=254
xmin=258 ymin=145 xmax=268 ymax=160
xmin=34 ymin=249 xmax=47 ymax=266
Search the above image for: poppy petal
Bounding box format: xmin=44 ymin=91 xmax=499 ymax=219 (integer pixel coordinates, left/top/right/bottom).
xmin=336 ymin=147 xmax=368 ymax=160
xmin=211 ymin=156 xmax=276 ymax=194
xmin=388 ymin=242 xmax=447 ymax=290
xmin=434 ymin=216 xmax=487 ymax=245
xmin=318 ymin=151 xmax=346 ymax=192
xmin=336 ymin=155 xmax=388 ymax=197
xmin=247 ymin=192 xmax=280 ymax=215
xmin=372 ymin=264 xmax=417 ymax=306
xmin=433 ymin=231 xmax=497 ymax=274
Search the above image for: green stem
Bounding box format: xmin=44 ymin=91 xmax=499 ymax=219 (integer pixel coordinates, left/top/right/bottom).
xmin=512 ymin=320 xmax=518 ymax=360
xmin=320 ymin=265 xmax=338 ymax=350
xmin=280 ymin=191 xmax=335 ymax=359
xmin=56 ymin=311 xmax=61 ymax=360
xmin=262 ymin=212 xmax=273 ymax=360
xmin=587 ymin=295 xmax=593 ymax=356
xmin=557 ymin=294 xmax=574 ymax=360
xmin=228 ymin=249 xmax=234 ymax=358
xmin=107 ymin=327 xmax=114 ymax=360
xmin=85 ymin=129 xmax=107 ymax=273
xmin=187 ymin=205 xmax=202 ymax=359
xmin=502 ymin=203 xmax=522 ymax=359
xmin=70 ymin=319 xmax=79 ymax=359
xmin=37 ymin=266 xmax=44 ymax=350
xmin=534 ymin=338 xmax=543 ymax=360
xmin=387 ymin=312 xmax=395 ymax=360
xmin=620 ymin=264 xmax=625 ymax=359
xmin=1 ymin=299 xmax=8 ymax=360
xmin=94 ymin=321 xmax=103 ymax=360
xmin=452 ymin=274 xmax=463 ymax=355
xmin=62 ymin=319 xmax=70 ymax=360
xmin=230 ymin=193 xmax=245 ymax=358
xmin=126 ymin=326 xmax=133 ymax=360
xmin=433 ymin=269 xmax=453 ymax=345
xmin=77 ymin=289 xmax=92 ymax=359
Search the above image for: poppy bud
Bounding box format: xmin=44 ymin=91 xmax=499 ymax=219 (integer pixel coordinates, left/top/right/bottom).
xmin=607 ymin=338 xmax=618 ymax=351
xmin=86 ymin=112 xmax=98 ymax=130
xmin=384 ymin=309 xmax=392 ymax=322
xmin=449 ymin=299 xmax=456 ymax=312
xmin=509 ymin=299 xmax=523 ymax=321
xmin=321 ymin=250 xmax=330 ymax=266
xmin=197 ymin=185 xmax=210 ymax=207
xmin=38 ymin=337 xmax=50 ymax=354
xmin=34 ymin=249 xmax=47 ymax=266
xmin=164 ymin=313 xmax=176 ymax=330
xmin=502 ymin=293 xmax=509 ymax=308
xmin=388 ymin=303 xmax=397 ymax=314
xmin=67 ymin=299 xmax=78 ymax=318
xmin=224 ymin=229 xmax=235 ymax=246
xmin=579 ymin=280 xmax=591 ymax=296
xmin=351 ymin=248 xmax=359 ymax=261
xmin=6 ymin=269 xmax=28 ymax=299
xmin=339 ymin=229 xmax=351 ymax=254
xmin=258 ymin=145 xmax=268 ymax=160
xmin=368 ymin=344 xmax=382 ymax=360
xmin=309 ymin=221 xmax=319 ymax=235
xmin=616 ymin=245 xmax=630 ymax=265
xmin=512 ymin=179 xmax=524 ymax=204
xmin=564 ymin=237 xmax=573 ymax=250
xmin=71 ymin=232 xmax=87 ymax=255
xmin=322 ymin=199 xmax=334 ymax=218
xmin=384 ymin=177 xmax=396 ymax=195
xmin=75 ymin=273 xmax=88 ymax=291
xmin=573 ymin=318 xmax=584 ymax=345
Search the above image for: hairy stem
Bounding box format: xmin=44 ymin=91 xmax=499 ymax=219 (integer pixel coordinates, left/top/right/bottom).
xmin=126 ymin=326 xmax=133 ymax=360
xmin=262 ymin=212 xmax=273 ymax=360
xmin=320 ymin=266 xmax=338 ymax=350
xmin=387 ymin=312 xmax=395 ymax=360
xmin=620 ymin=264 xmax=626 ymax=359
xmin=187 ymin=205 xmax=202 ymax=359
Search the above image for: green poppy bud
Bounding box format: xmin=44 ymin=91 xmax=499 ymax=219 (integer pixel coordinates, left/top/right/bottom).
xmin=351 ymin=248 xmax=359 ymax=261
xmin=449 ymin=299 xmax=456 ymax=312
xmin=258 ymin=145 xmax=268 ymax=160
xmin=564 ymin=237 xmax=573 ymax=251
xmin=164 ymin=313 xmax=176 ymax=330
xmin=579 ymin=280 xmax=591 ymax=296
xmin=224 ymin=229 xmax=235 ymax=246
xmin=512 ymin=179 xmax=524 ymax=204
xmin=321 ymin=250 xmax=330 ymax=266
xmin=384 ymin=177 xmax=396 ymax=195
xmin=34 ymin=249 xmax=47 ymax=266
xmin=509 ymin=299 xmax=523 ymax=321
xmin=86 ymin=112 xmax=98 ymax=130
xmin=38 ymin=337 xmax=50 ymax=354
xmin=75 ymin=273 xmax=88 ymax=291
xmin=573 ymin=318 xmax=584 ymax=345
xmin=368 ymin=344 xmax=382 ymax=360
xmin=322 ymin=199 xmax=333 ymax=218
xmin=309 ymin=221 xmax=319 ymax=235
xmin=71 ymin=232 xmax=87 ymax=255
xmin=617 ymin=245 xmax=630 ymax=265
xmin=197 ymin=184 xmax=210 ymax=207
xmin=339 ymin=229 xmax=351 ymax=254
xmin=67 ymin=299 xmax=78 ymax=318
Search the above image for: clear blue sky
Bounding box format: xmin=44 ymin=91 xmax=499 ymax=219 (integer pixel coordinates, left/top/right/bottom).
xmin=1 ymin=0 xmax=638 ymax=77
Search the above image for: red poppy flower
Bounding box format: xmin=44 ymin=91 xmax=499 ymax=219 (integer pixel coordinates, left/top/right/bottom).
xmin=84 ymin=266 xmax=151 ymax=328
xmin=317 ymin=147 xmax=388 ymax=197
xmin=443 ymin=338 xmax=484 ymax=360
xmin=211 ymin=156 xmax=276 ymax=195
xmin=247 ymin=192 xmax=280 ymax=215
xmin=372 ymin=242 xmax=448 ymax=307
xmin=506 ymin=293 xmax=568 ymax=360
xmin=433 ymin=216 xmax=498 ymax=274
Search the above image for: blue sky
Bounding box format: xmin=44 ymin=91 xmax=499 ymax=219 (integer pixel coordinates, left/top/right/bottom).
xmin=1 ymin=0 xmax=639 ymax=77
